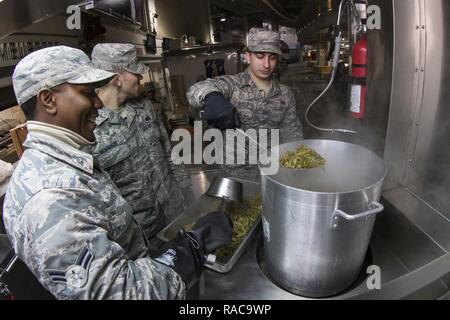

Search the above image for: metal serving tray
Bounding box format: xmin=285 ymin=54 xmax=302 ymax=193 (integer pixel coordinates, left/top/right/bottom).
xmin=157 ymin=178 xmax=261 ymax=273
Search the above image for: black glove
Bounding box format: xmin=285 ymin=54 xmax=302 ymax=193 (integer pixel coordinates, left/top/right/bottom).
xmin=203 ymin=92 xmax=241 ymax=130
xmin=152 ymin=211 xmax=233 ymax=289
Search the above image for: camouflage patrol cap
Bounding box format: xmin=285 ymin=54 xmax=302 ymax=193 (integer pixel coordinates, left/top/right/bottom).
xmin=247 ymin=27 xmax=282 ymax=55
xmin=91 ymin=43 xmax=149 ymax=75
xmin=13 ymin=46 xmax=116 ymax=105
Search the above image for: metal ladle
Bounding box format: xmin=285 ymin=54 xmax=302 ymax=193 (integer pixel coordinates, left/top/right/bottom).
xmin=206 ymin=177 xmax=243 ymax=211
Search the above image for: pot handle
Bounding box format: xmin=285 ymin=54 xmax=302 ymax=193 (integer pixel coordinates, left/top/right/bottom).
xmin=331 ymin=201 xmax=384 ymax=229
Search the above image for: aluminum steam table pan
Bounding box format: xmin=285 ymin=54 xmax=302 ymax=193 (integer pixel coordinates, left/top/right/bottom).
xmin=157 ymin=178 xmax=261 ymax=273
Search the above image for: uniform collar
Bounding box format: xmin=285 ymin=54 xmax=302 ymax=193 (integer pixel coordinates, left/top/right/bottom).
xmin=27 ymin=121 xmax=94 ymax=149
xmin=23 ymin=131 xmax=94 ymax=174
xmin=238 ymin=69 xmax=281 ymax=98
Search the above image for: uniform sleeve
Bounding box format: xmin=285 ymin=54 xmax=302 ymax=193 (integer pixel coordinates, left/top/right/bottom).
xmin=153 ymin=104 xmax=194 ymax=205
xmin=19 ymin=188 xmax=186 ymax=300
xmin=279 ymin=87 xmax=303 ymax=143
xmin=186 ymin=75 xmax=236 ymax=110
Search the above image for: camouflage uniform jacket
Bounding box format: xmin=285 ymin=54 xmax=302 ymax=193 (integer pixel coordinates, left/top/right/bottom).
xmin=91 ymin=97 xmax=193 ymax=240
xmin=2 ymin=132 xmax=185 ymax=300
xmin=187 ymin=69 xmax=303 ymax=180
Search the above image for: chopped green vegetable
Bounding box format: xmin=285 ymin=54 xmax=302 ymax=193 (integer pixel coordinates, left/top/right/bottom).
xmin=215 ymin=197 xmax=262 ymax=260
xmin=280 ymin=145 xmax=326 ymax=169
xmin=182 ymin=197 xmax=262 ymax=261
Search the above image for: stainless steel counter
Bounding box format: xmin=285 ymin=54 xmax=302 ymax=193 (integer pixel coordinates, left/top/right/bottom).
xmin=199 ymin=229 xmax=449 ymax=300
xmin=198 ymin=209 xmax=450 ymax=299
xmin=186 ymin=168 xmax=450 ymax=299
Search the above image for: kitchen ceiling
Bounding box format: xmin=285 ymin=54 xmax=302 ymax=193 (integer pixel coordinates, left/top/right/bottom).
xmin=210 ymin=0 xmax=315 ymax=28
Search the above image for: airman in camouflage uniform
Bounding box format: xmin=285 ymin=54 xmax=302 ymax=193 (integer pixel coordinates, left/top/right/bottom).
xmin=91 ymin=44 xmax=193 ymax=242
xmin=2 ymin=46 xmax=185 ymax=299
xmin=187 ymin=28 xmax=303 ymax=180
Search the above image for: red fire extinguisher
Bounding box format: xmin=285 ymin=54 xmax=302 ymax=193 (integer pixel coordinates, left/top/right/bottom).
xmin=350 ymin=34 xmax=367 ymax=119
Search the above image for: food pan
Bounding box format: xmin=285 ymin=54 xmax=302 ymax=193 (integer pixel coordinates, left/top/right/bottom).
xmin=157 ymin=178 xmax=261 ymax=273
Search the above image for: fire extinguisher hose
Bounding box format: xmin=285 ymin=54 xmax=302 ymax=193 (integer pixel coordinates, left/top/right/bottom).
xmin=304 ymin=44 xmax=358 ymax=134
xmin=304 ymin=0 xmax=359 ymax=135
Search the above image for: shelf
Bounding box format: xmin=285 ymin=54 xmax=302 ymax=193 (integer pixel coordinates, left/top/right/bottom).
xmin=163 ymin=43 xmax=242 ymax=59
xmin=0 ymin=60 xmax=20 ymax=68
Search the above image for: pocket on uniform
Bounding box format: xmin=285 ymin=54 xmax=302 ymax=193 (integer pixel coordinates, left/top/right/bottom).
xmin=267 ymin=101 xmax=286 ymax=124
xmin=238 ymin=109 xmax=254 ymax=123
xmin=116 ymin=171 xmax=145 ymax=201
xmin=139 ymin=119 xmax=160 ymax=147
xmin=147 ymin=168 xmax=171 ymax=210
xmin=95 ymin=140 xmax=133 ymax=169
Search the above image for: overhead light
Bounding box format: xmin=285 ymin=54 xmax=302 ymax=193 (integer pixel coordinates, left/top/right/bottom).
xmin=220 ymin=18 xmax=227 ymax=22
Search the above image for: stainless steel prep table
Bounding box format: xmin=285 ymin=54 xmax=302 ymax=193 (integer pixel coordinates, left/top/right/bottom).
xmin=187 ymin=168 xmax=450 ymax=299
xmin=198 ymin=208 xmax=450 ymax=300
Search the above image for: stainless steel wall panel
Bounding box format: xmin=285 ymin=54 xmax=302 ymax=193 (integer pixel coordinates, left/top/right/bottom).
xmin=404 ymin=0 xmax=450 ymax=220
xmin=384 ymin=0 xmax=422 ymax=190
xmin=385 ymin=0 xmax=450 ymax=221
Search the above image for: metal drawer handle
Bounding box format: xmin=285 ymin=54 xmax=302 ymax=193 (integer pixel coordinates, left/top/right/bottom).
xmin=331 ymin=201 xmax=384 ymax=229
